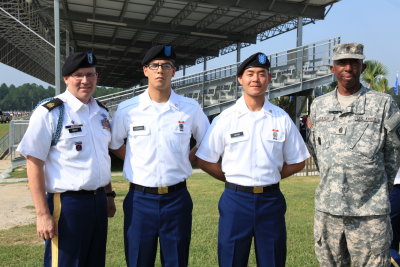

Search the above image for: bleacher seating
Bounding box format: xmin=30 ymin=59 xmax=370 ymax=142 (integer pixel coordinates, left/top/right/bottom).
xmin=96 ymin=38 xmax=338 ymax=116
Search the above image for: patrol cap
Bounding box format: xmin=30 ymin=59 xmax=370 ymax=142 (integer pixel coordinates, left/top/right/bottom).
xmin=62 ymin=52 xmax=97 ymax=76
xmin=237 ymin=52 xmax=270 ymax=77
xmin=142 ymin=45 xmax=176 ymax=66
xmin=332 ymin=42 xmax=365 ymax=61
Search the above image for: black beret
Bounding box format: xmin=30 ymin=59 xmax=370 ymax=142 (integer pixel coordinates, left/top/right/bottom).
xmin=237 ymin=52 xmax=270 ymax=77
xmin=142 ymin=45 xmax=176 ymax=66
xmin=62 ymin=52 xmax=97 ymax=76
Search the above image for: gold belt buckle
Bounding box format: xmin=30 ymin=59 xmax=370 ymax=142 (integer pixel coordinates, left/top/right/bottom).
xmin=253 ymin=186 xmax=263 ymax=194
xmin=158 ymin=186 xmax=168 ymax=194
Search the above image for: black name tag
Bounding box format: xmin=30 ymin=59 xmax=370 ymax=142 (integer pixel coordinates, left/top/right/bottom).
xmin=355 ymin=116 xmax=377 ymax=122
xmin=132 ymin=126 xmax=145 ymax=131
xmin=69 ymin=127 xmax=82 ymax=133
xmin=230 ymin=132 xmax=244 ymax=138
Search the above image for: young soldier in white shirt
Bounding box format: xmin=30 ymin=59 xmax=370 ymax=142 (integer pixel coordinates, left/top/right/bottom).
xmin=110 ymin=45 xmax=210 ymax=267
xmin=196 ymin=52 xmax=310 ymax=267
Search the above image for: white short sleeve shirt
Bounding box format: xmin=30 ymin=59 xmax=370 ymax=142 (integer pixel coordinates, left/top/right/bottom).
xmin=395 ymin=168 xmax=400 ymax=185
xmin=110 ymin=89 xmax=210 ymax=186
xmin=17 ymin=90 xmax=112 ymax=193
xmin=196 ymin=96 xmax=310 ymax=186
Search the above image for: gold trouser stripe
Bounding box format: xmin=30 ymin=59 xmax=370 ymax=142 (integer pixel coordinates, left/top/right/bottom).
xmin=51 ymin=193 xmax=62 ymax=267
xmin=392 ymin=257 xmax=400 ymax=267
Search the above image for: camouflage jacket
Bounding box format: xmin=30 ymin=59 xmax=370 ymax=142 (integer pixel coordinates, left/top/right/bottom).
xmin=308 ymin=86 xmax=400 ymax=216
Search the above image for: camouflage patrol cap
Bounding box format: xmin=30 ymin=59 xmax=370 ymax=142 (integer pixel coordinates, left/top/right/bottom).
xmin=332 ymin=43 xmax=365 ymax=61
xmin=142 ymin=45 xmax=176 ymax=66
xmin=62 ymin=52 xmax=97 ymax=76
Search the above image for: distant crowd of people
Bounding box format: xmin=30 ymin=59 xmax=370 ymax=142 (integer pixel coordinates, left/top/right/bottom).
xmin=0 ymin=110 xmax=31 ymax=120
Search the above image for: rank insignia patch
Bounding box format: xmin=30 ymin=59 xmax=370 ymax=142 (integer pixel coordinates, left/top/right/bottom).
xmin=100 ymin=114 xmax=111 ymax=130
xmin=75 ymin=141 xmax=82 ymax=151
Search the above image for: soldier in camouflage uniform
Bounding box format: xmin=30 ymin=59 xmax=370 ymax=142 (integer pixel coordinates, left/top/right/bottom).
xmin=308 ymin=42 xmax=400 ymax=267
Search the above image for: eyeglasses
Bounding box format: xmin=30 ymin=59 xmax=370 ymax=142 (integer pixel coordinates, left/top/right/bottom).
xmin=71 ymin=72 xmax=98 ymax=80
xmin=146 ymin=63 xmax=174 ymax=71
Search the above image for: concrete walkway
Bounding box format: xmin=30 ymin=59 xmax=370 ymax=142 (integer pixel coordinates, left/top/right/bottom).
xmin=0 ymin=158 xmax=12 ymax=178
xmin=0 ymin=157 xmax=29 ymax=183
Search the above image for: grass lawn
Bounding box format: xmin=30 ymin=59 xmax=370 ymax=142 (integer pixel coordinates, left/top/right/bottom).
xmin=0 ymin=124 xmax=9 ymax=138
xmin=7 ymin=165 xmax=27 ymax=178
xmin=0 ymin=174 xmax=320 ymax=267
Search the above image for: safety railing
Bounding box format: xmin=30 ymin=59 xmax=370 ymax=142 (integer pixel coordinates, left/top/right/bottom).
xmin=0 ymin=132 xmax=9 ymax=159
xmin=96 ymin=37 xmax=339 ymax=114
xmin=9 ymin=120 xmax=29 ymax=161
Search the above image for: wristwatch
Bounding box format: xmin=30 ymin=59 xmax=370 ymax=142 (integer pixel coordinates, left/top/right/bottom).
xmin=106 ymin=191 xmax=116 ymax=198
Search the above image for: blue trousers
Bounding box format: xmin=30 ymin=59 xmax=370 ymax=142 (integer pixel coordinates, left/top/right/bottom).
xmin=390 ymin=186 xmax=400 ymax=265
xmin=123 ymin=187 xmax=193 ymax=267
xmin=218 ymin=187 xmax=287 ymax=267
xmin=44 ymin=191 xmax=108 ymax=267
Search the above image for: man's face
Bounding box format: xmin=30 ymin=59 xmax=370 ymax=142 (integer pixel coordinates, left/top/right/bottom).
xmin=238 ymin=67 xmax=271 ymax=97
xmin=63 ymin=67 xmax=97 ymax=103
xmin=143 ymin=60 xmax=176 ymax=92
xmin=330 ymin=59 xmax=366 ymax=90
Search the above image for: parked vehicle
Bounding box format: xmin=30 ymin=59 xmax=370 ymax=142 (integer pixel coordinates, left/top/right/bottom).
xmin=0 ymin=112 xmax=12 ymax=123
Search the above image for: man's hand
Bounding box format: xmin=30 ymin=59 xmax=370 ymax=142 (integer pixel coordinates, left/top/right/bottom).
xmin=107 ymin=197 xmax=116 ymax=218
xmin=36 ymin=213 xmax=57 ymax=240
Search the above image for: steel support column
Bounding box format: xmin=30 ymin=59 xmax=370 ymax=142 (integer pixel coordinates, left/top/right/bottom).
xmin=295 ymin=16 xmax=304 ymax=128
xmin=54 ymin=0 xmax=61 ymax=95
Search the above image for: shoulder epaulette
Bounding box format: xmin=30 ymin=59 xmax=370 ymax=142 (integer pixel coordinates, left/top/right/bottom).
xmin=42 ymin=98 xmax=63 ymax=111
xmin=96 ymin=100 xmax=109 ymax=111
xmin=36 ymin=97 xmax=64 ymax=146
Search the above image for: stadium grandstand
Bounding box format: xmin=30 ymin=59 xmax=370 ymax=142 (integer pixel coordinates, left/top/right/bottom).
xmin=0 ymin=0 xmax=340 ymax=161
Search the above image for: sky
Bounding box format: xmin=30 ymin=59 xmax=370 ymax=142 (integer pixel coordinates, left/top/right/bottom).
xmin=0 ymin=0 xmax=399 ymax=89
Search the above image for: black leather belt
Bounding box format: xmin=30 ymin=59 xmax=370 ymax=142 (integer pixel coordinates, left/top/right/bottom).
xmin=394 ymin=184 xmax=400 ymax=188
xmin=129 ymin=181 xmax=186 ymax=195
xmin=225 ymin=182 xmax=279 ymax=194
xmin=62 ymin=187 xmax=105 ymax=195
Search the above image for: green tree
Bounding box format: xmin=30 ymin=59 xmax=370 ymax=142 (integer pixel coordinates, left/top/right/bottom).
xmin=271 ymin=96 xmax=291 ymax=111
xmin=0 ymin=83 xmax=9 ymax=101
xmin=361 ymin=60 xmax=389 ymax=92
xmin=0 ymin=83 xmax=55 ymax=110
xmin=93 ymin=86 xmax=123 ymax=97
xmin=0 ymin=83 xmax=122 ymax=111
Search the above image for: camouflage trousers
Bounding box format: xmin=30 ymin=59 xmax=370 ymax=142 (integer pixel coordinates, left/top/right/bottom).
xmin=314 ymin=210 xmax=392 ymax=267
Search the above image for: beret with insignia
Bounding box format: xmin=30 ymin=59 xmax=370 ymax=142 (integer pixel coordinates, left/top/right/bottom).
xmin=142 ymin=45 xmax=176 ymax=66
xmin=62 ymin=52 xmax=97 ymax=76
xmin=237 ymin=52 xmax=271 ymax=77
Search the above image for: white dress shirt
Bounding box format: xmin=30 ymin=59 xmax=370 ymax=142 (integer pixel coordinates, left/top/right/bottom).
xmin=196 ymin=96 xmax=310 ymax=186
xmin=17 ymin=90 xmax=112 ymax=193
xmin=110 ymin=89 xmax=210 ymax=187
xmin=395 ymin=168 xmax=400 ymax=185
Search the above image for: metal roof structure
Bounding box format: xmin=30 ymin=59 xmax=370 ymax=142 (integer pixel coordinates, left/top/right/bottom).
xmin=0 ymin=0 xmax=339 ymax=88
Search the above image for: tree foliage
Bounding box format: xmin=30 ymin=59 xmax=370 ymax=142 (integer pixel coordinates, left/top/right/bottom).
xmin=0 ymin=83 xmax=123 ymax=111
xmin=0 ymin=83 xmax=55 ymax=111
xmin=361 ymin=60 xmax=390 ymax=92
